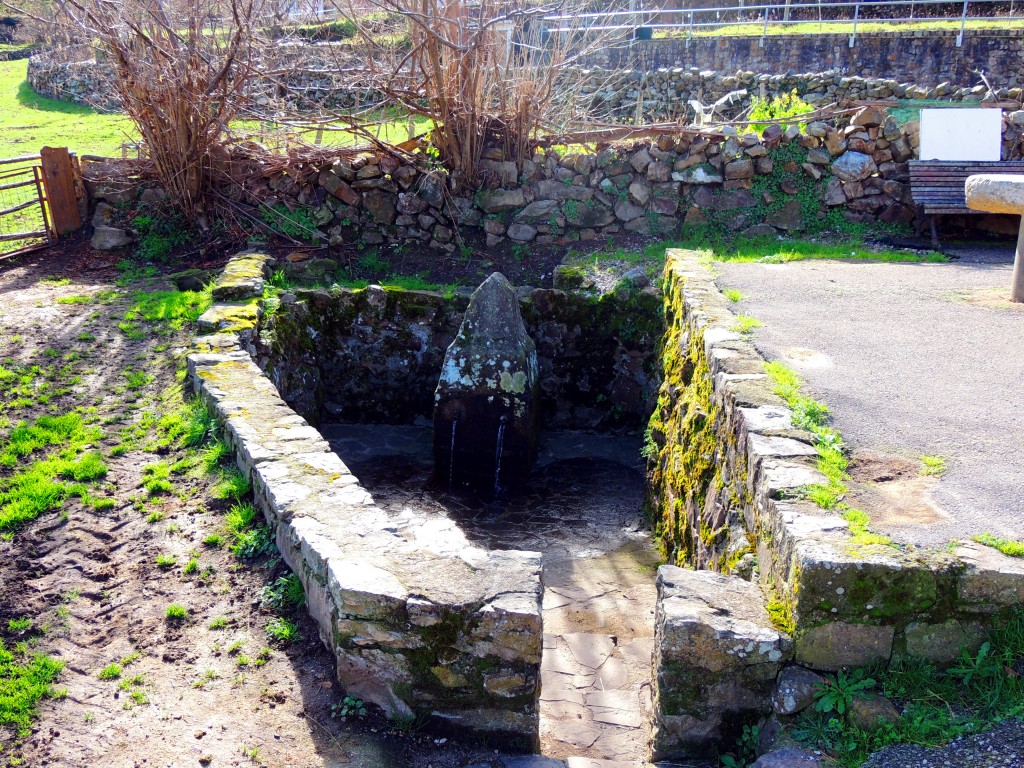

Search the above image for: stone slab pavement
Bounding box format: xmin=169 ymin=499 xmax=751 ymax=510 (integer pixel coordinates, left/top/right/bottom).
xmin=717 ymin=244 xmax=1024 ymax=547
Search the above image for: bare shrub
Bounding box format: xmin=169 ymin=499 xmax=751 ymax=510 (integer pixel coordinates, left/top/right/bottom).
xmin=10 ymin=0 xmax=270 ymax=221
xmin=332 ymin=0 xmax=625 ymax=186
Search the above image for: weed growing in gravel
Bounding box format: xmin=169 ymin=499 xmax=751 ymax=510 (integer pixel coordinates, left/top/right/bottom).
xmin=972 ymin=532 xmax=1024 ymax=558
xmin=142 ymin=462 xmax=173 ymax=496
xmin=731 ymin=314 xmax=762 ymax=335
xmin=155 ymin=554 xmax=177 ymax=569
xmin=919 ymin=455 xmax=947 ymax=476
xmin=97 ymin=663 xmax=122 ymax=680
xmin=165 ymin=604 xmax=188 ymax=622
xmin=123 ymin=369 xmax=153 ymax=391
xmin=722 ymin=288 xmax=744 ymax=303
xmin=209 ymin=617 xmax=229 ymax=630
xmin=6 ymin=618 xmax=31 ymax=634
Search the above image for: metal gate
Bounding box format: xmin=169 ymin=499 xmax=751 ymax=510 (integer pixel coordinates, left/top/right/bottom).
xmin=0 ymin=147 xmax=82 ymax=261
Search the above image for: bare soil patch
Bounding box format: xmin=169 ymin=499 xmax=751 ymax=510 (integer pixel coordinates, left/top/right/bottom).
xmin=0 ymin=243 xmax=495 ymax=768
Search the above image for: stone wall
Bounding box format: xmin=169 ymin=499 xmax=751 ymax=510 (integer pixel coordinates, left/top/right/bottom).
xmin=26 ymin=43 xmax=381 ymax=112
xmin=256 ymin=277 xmax=663 ymax=432
xmin=187 ymin=251 xmax=544 ymax=747
xmin=584 ymin=30 xmax=1024 ymax=87
xmin=647 ymin=248 xmax=1024 ymax=758
xmin=578 ymin=66 xmax=1024 ymax=123
xmin=32 ymin=40 xmax=1024 ymax=124
xmin=91 ymin=105 xmax=1009 ymax=257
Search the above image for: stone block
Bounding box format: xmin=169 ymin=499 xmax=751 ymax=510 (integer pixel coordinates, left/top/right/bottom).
xmin=904 ymin=619 xmax=985 ymax=663
xmin=795 ymin=622 xmax=894 ymax=671
xmin=653 ymin=566 xmax=791 ymax=758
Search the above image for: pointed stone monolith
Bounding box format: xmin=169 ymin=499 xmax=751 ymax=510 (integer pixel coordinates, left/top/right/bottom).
xmin=433 ymin=273 xmax=540 ymax=494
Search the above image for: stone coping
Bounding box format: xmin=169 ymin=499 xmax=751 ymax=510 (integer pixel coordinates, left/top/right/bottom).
xmin=187 ymin=252 xmax=544 ymax=745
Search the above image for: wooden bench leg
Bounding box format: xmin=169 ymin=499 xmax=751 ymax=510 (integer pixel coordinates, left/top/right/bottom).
xmin=929 ymin=216 xmax=940 ymax=250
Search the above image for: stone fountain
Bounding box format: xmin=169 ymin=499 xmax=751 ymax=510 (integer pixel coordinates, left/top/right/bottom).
xmin=433 ymin=272 xmax=540 ymax=494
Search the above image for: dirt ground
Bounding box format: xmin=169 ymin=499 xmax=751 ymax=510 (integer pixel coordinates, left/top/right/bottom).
xmin=0 ymin=239 xmax=498 ymax=768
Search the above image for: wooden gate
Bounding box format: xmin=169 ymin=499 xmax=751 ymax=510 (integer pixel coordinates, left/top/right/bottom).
xmin=0 ymin=147 xmax=82 ymax=261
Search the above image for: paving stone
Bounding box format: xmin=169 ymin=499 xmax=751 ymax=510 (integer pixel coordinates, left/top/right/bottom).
xmin=586 ymin=690 xmax=638 ymax=710
xmin=595 ymin=656 xmax=630 ymax=689
xmin=592 ymin=709 xmax=643 ymax=728
xmin=563 ymin=633 xmax=616 ymax=670
xmin=500 ymin=757 xmax=566 ymax=768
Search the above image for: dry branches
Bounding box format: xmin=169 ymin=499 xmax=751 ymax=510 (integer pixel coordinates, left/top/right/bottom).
xmin=14 ymin=0 xmax=271 ymax=221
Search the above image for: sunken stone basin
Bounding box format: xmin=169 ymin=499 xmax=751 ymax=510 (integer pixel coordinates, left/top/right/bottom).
xmin=434 ymin=273 xmax=541 ymax=494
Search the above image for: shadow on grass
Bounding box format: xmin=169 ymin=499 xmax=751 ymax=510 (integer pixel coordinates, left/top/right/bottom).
xmin=16 ymin=78 xmax=103 ymax=116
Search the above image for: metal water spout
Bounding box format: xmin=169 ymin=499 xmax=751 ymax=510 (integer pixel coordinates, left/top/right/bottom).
xmin=433 ymin=273 xmax=540 ymax=494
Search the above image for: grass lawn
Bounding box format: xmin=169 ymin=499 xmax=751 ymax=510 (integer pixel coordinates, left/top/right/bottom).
xmin=0 ymin=60 xmax=134 ymax=158
xmin=0 ymin=58 xmax=429 ymax=158
xmin=659 ymin=17 xmax=1024 ymax=38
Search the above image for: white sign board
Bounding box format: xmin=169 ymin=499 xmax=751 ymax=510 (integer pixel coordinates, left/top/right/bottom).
xmin=918 ymin=108 xmax=1002 ymax=161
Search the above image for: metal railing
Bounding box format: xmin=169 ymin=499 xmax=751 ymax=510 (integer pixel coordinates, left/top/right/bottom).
xmin=544 ymin=0 xmax=1021 ymax=48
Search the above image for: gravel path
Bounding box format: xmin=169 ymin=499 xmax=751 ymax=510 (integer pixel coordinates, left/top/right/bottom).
xmin=717 ymin=245 xmax=1024 ymax=547
xmin=862 ymin=718 xmax=1024 ymax=768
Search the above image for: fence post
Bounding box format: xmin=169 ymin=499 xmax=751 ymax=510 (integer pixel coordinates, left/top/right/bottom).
xmin=761 ymin=6 xmax=768 ymax=47
xmin=40 ymin=146 xmax=81 ymax=237
xmin=849 ymin=3 xmax=859 ymax=48
xmin=957 ymin=0 xmax=968 ymax=47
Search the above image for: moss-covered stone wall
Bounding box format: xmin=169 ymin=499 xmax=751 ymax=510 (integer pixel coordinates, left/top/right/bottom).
xmin=647 ymin=250 xmax=1024 ymax=669
xmin=257 ymin=281 xmax=663 ymax=432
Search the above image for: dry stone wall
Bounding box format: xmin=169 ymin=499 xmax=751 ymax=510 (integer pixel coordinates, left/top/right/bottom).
xmin=93 ymin=106 xmax=1002 ymax=253
xmin=187 ymin=251 xmax=544 ymax=747
xmin=584 ymin=30 xmax=1024 ymax=87
xmin=255 ymin=278 xmax=663 ymax=432
xmin=647 ymin=248 xmax=1024 ymax=757
xmin=578 ymin=66 xmax=1024 ymax=123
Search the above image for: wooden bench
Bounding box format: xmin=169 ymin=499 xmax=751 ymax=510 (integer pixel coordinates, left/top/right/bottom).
xmin=910 ymin=160 xmax=1024 ymax=247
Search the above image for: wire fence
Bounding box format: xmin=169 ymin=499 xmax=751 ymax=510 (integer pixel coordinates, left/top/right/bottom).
xmin=544 ymin=0 xmax=1024 ymax=47
xmin=0 ymin=155 xmax=50 ymax=259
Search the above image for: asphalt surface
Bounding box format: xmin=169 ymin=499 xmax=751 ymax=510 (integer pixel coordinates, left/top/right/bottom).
xmin=717 ymin=244 xmax=1024 ymax=547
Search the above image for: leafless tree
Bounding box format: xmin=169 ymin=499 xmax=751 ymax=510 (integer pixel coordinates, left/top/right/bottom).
xmin=7 ymin=0 xmax=270 ymax=222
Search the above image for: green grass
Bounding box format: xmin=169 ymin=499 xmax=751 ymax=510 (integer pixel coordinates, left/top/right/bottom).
xmin=165 ymin=604 xmax=188 ymax=622
xmin=0 ymin=638 xmax=64 ymax=738
xmin=658 ymin=18 xmax=1024 ymax=39
xmin=973 ymin=532 xmax=1024 ymax=558
xmin=155 ymin=553 xmax=177 ymax=569
xmin=920 ymin=455 xmax=947 ymax=476
xmin=97 ymin=663 xmax=122 ymax=680
xmin=722 ymin=288 xmax=744 ymax=303
xmin=0 ymin=60 xmax=134 ymax=157
xmin=763 ymin=361 xmax=893 ymax=547
xmin=703 ymin=233 xmax=947 ymax=265
xmin=0 ymin=414 xmax=110 ymax=534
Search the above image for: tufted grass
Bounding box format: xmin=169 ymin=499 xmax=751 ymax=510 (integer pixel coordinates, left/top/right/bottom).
xmin=0 ymin=639 xmax=65 ymax=738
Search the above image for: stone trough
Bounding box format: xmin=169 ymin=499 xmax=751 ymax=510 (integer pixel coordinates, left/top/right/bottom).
xmin=189 ymin=255 xmax=547 ymax=747
xmin=188 ymin=249 xmax=1024 ymax=764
